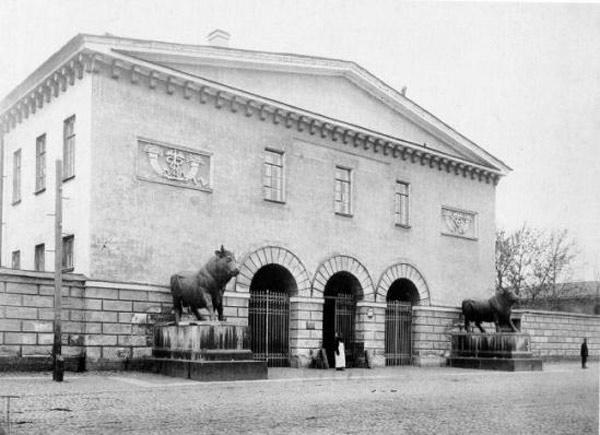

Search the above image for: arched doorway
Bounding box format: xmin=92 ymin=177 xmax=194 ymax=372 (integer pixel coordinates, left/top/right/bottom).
xmin=323 ymin=272 xmax=362 ymax=368
xmin=385 ymin=278 xmax=419 ymax=366
xmin=249 ymin=264 xmax=296 ymax=367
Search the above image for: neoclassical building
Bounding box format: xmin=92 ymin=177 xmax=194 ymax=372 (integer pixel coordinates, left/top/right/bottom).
xmin=0 ymin=31 xmax=510 ymax=368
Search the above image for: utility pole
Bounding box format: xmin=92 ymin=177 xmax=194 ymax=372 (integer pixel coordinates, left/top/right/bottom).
xmin=53 ymin=160 xmax=64 ymax=382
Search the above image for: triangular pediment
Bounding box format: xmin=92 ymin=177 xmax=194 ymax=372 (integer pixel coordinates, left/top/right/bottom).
xmin=0 ymin=34 xmax=510 ymax=173
xmin=111 ymin=44 xmax=505 ymax=169
xmin=145 ymin=60 xmax=480 ymax=160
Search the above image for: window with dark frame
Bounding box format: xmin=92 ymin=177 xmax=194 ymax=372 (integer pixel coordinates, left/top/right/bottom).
xmin=35 ymin=243 xmax=45 ymax=272
xmin=62 ymin=235 xmax=74 ymax=271
xmin=334 ymin=166 xmax=352 ymax=215
xmin=263 ymin=149 xmax=284 ymax=202
xmin=63 ymin=115 xmax=75 ymax=180
xmin=395 ymin=181 xmax=410 ymax=227
xmin=36 ymin=134 xmax=46 ymax=192
xmin=12 ymin=149 xmax=21 ymax=204
xmin=11 ymin=250 xmax=20 ymax=270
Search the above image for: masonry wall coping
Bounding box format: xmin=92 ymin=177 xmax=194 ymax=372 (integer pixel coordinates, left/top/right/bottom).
xmin=290 ymin=296 xmax=324 ymax=304
xmin=413 ymin=305 xmax=461 ymax=313
xmin=224 ymin=291 xmax=250 ymax=300
xmin=515 ymin=309 xmax=600 ymax=320
xmin=356 ymin=301 xmax=387 ymax=309
xmin=0 ymin=269 xmax=87 ymax=285
xmin=85 ymin=280 xmax=168 ymax=292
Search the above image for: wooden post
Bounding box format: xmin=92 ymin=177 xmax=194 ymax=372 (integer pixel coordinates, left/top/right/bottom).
xmin=53 ymin=160 xmax=64 ymax=382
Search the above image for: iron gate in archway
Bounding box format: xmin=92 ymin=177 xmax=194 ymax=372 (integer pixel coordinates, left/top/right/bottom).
xmin=323 ymin=292 xmax=355 ymax=367
xmin=385 ymin=300 xmax=412 ymax=366
xmin=249 ymin=289 xmax=290 ymax=367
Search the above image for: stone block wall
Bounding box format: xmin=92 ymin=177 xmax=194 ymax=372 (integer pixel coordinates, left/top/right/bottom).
xmin=412 ymin=306 xmax=461 ymax=366
xmin=2 ymin=270 xmax=599 ymax=370
xmin=0 ymin=270 xmax=175 ymax=370
xmin=0 ymin=270 xmax=261 ymax=370
xmin=0 ymin=270 xmax=86 ymax=368
xmin=517 ymin=309 xmax=600 ymax=360
xmin=289 ymin=297 xmax=323 ymax=367
xmin=355 ymin=302 xmax=386 ymax=367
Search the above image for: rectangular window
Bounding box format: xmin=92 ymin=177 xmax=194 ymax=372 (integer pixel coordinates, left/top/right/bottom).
xmin=12 ymin=149 xmax=21 ymax=204
xmin=36 ymin=134 xmax=46 ymax=192
xmin=395 ymin=181 xmax=410 ymax=227
xmin=35 ymin=243 xmax=45 ymax=272
xmin=63 ymin=115 xmax=75 ymax=180
xmin=62 ymin=235 xmax=74 ymax=271
xmin=11 ymin=250 xmax=20 ymax=269
xmin=263 ymin=149 xmax=284 ymax=202
xmin=334 ymin=166 xmax=352 ymax=215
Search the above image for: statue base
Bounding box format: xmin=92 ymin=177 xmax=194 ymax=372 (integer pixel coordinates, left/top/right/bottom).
xmin=447 ymin=332 xmax=543 ymax=371
xmin=144 ymin=322 xmax=267 ymax=381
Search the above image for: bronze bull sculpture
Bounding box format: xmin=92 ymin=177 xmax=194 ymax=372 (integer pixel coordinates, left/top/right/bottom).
xmin=170 ymin=246 xmax=240 ymax=325
xmin=461 ymin=288 xmax=519 ymax=333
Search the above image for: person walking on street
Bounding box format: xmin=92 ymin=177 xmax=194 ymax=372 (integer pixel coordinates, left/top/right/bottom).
xmin=580 ymin=338 xmax=588 ymax=369
xmin=335 ymin=333 xmax=346 ymax=371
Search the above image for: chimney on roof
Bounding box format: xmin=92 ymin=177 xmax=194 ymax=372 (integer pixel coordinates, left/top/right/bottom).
xmin=207 ymin=29 xmax=230 ymax=48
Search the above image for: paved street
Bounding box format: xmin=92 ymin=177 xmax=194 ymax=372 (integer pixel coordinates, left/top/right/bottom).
xmin=0 ymin=362 xmax=597 ymax=434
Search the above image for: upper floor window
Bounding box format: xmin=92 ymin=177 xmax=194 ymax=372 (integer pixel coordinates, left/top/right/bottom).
xmin=12 ymin=149 xmax=21 ymax=204
xmin=11 ymin=250 xmax=20 ymax=269
xmin=35 ymin=243 xmax=45 ymax=272
xmin=334 ymin=166 xmax=352 ymax=216
xmin=62 ymin=235 xmax=74 ymax=272
xmin=395 ymin=181 xmax=410 ymax=227
xmin=263 ymin=149 xmax=284 ymax=203
xmin=63 ymin=115 xmax=75 ymax=180
xmin=35 ymin=134 xmax=46 ymax=193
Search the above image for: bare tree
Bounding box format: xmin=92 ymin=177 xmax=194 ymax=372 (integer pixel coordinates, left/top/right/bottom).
xmin=495 ymin=224 xmax=537 ymax=296
xmin=496 ymin=226 xmax=578 ymax=307
xmin=527 ymin=229 xmax=577 ymax=306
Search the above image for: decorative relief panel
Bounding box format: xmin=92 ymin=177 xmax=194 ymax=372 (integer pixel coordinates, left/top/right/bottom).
xmin=136 ymin=139 xmax=212 ymax=191
xmin=441 ymin=206 xmax=477 ymax=240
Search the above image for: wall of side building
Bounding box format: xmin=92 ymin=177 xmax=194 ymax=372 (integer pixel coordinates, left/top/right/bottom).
xmin=1 ymin=76 xmax=93 ymax=274
xmin=88 ymin=64 xmax=496 ymax=307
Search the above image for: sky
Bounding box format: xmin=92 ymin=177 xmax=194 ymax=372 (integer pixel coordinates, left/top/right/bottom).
xmin=1 ymin=0 xmax=598 ymax=280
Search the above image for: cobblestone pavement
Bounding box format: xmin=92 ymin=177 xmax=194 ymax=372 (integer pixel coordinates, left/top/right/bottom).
xmin=0 ymin=362 xmax=597 ymax=434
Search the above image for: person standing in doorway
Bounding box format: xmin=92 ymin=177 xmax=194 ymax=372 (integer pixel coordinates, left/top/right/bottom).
xmin=335 ymin=333 xmax=346 ymax=371
xmin=581 ymin=338 xmax=588 ymax=369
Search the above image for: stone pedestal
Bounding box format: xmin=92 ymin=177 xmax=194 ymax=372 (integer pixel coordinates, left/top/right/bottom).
xmin=146 ymin=322 xmax=267 ymax=381
xmin=447 ymin=332 xmax=543 ymax=371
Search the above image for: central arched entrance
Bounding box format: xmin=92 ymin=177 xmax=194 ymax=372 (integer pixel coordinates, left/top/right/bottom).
xmin=323 ymin=271 xmax=362 ymax=368
xmin=249 ymin=264 xmax=295 ymax=367
xmin=385 ymin=278 xmax=419 ymax=366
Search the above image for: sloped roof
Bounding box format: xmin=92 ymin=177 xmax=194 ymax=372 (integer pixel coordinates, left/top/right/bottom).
xmin=0 ymin=33 xmax=511 ymax=175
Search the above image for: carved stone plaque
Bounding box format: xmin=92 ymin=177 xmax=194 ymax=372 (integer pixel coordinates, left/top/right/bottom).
xmin=441 ymin=206 xmax=477 ymax=239
xmin=136 ymin=139 xmax=212 ymax=191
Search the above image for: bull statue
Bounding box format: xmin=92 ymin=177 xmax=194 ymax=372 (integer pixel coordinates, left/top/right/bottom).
xmin=170 ymin=245 xmax=240 ymax=325
xmin=461 ymin=288 xmax=520 ymax=333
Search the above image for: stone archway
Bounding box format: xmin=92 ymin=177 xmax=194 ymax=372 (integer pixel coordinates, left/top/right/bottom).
xmin=377 ymin=262 xmax=429 ymax=366
xmin=312 ymin=255 xmax=374 ymax=301
xmin=375 ymin=262 xmax=430 ymax=305
xmin=235 ymin=246 xmax=310 ymax=298
xmin=235 ymin=246 xmax=310 ymax=367
xmin=313 ymin=255 xmax=374 ymax=368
